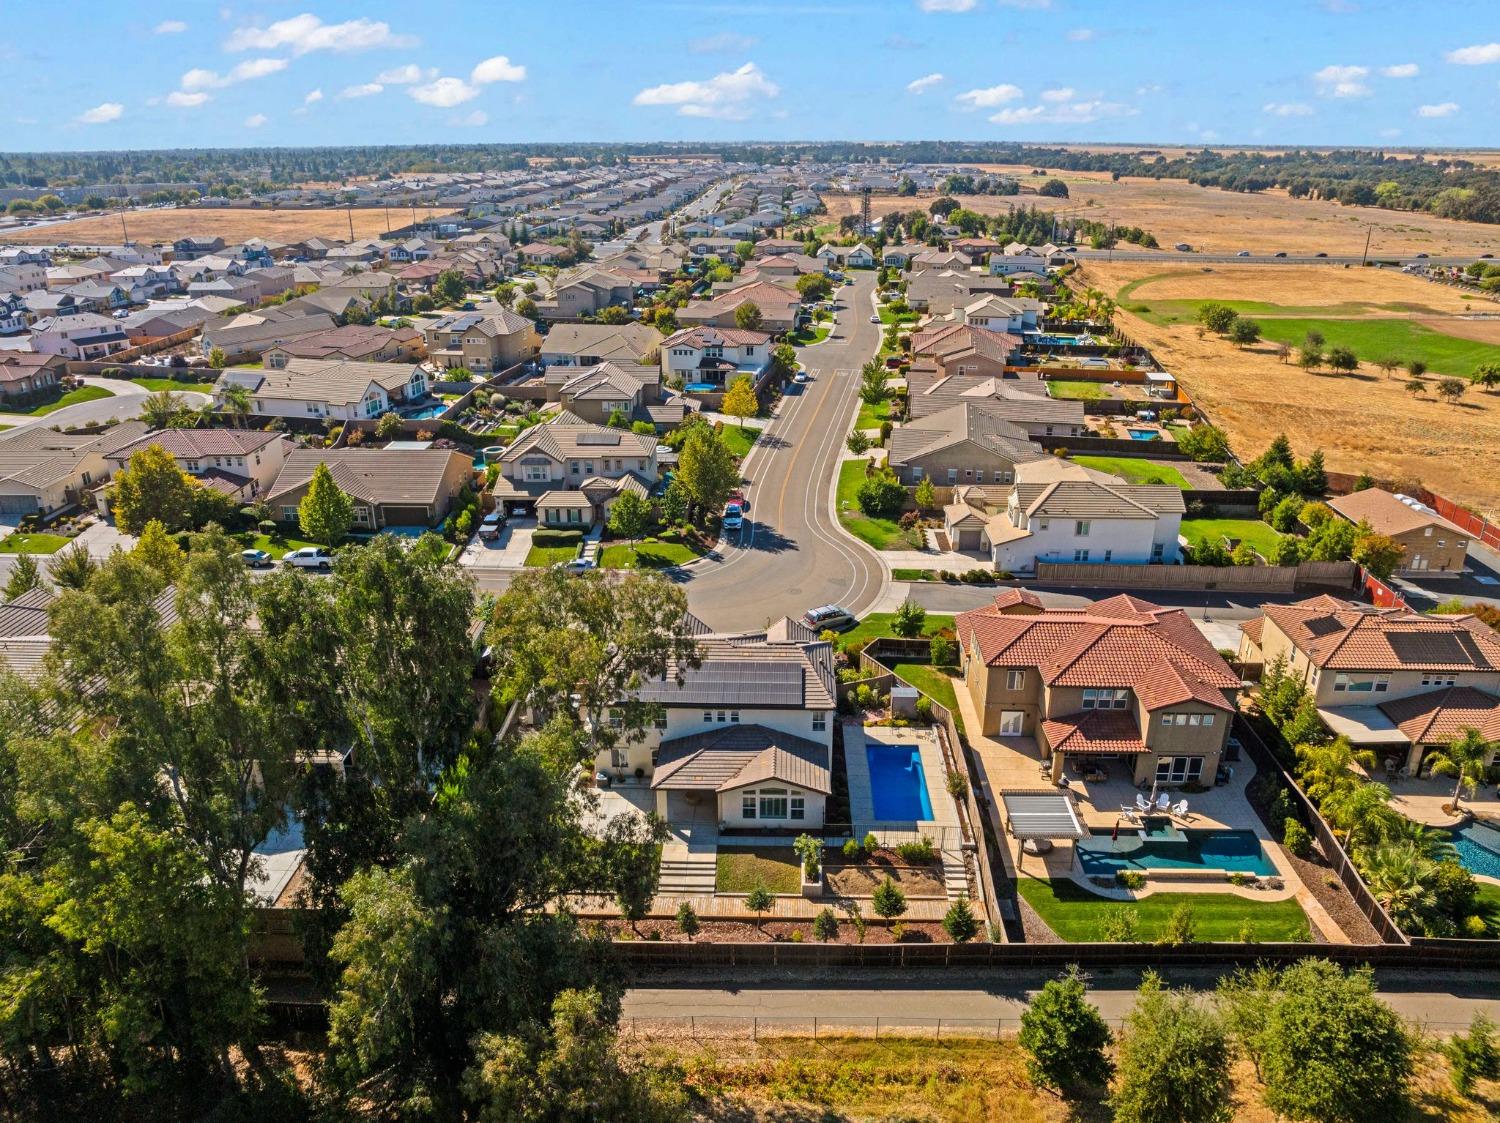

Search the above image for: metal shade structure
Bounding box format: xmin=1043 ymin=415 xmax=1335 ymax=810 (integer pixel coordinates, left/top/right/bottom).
xmin=1001 ymin=790 xmax=1087 ymax=841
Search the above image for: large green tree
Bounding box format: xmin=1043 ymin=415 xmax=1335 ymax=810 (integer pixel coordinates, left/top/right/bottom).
xmin=110 ymin=443 xmax=198 ymax=534
xmin=676 ymin=425 xmax=739 ymax=519
xmin=1111 ymin=973 xmax=1231 ymax=1123
xmin=297 ymin=460 xmax=355 ymax=546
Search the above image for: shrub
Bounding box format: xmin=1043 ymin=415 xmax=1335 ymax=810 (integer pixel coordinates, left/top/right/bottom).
xmin=942 ymin=897 xmax=981 ymax=943
xmin=946 ymin=769 xmax=969 ymax=800
xmin=792 ymin=833 xmax=823 ymax=880
xmin=1445 ymin=1012 xmax=1500 ymax=1095
xmin=812 ymin=907 xmax=840 ymax=942
xmin=1018 ymin=967 xmax=1114 ymax=1094
xmin=1117 ymin=870 xmax=1147 ymax=891
xmin=871 ymin=876 xmax=908 ymax=919
xmin=1101 ymin=907 xmax=1141 ymax=943
xmin=895 ymin=837 xmax=936 ymax=864
xmin=675 ymin=901 xmax=700 ymax=940
xmin=929 ymin=635 xmax=958 ymax=665
xmin=1228 ymin=872 xmax=1253 ymax=887
xmin=1111 ymin=973 xmax=1232 ymax=1123
xmin=891 ymin=598 xmax=927 ymax=638
xmin=914 ymin=695 xmax=933 ymax=723
xmin=1158 ymin=903 xmax=1197 ymax=946
xmin=842 ymin=838 xmax=861 ymax=860
xmin=532 ymin=528 xmax=584 ymax=548
xmin=862 ymin=831 xmax=879 ymax=854
xmin=1283 ymin=818 xmax=1312 ymax=858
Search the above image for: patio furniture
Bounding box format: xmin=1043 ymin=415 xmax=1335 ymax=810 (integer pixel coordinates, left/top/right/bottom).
xmin=1135 ymin=794 xmax=1151 ymax=813
xmin=1171 ymin=799 xmax=1191 ymax=821
xmin=1118 ymin=805 xmax=1139 ymax=821
xmin=1156 ymin=793 xmax=1171 ymax=812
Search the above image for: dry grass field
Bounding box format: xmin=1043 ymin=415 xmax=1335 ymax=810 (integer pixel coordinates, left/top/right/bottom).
xmin=1078 ymin=261 xmax=1500 ymax=514
xmin=828 ymin=167 xmax=1500 ymax=257
xmin=0 ymin=205 xmax=448 ymax=246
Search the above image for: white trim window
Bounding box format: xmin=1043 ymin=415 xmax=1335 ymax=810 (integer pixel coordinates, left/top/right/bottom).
xmin=1000 ymin=710 xmax=1024 ymax=735
xmin=812 ymin=712 xmax=827 ymax=732
xmin=1082 ymin=688 xmax=1128 ymax=710
xmin=1156 ymin=756 xmax=1204 ymax=784
xmin=1422 ymin=672 xmax=1458 ymax=687
xmin=1007 ymin=669 xmax=1025 ymax=691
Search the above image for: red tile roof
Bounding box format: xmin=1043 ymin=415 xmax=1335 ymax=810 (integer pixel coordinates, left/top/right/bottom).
xmin=1259 ymin=596 xmax=1500 ymax=671
xmin=1378 ymin=686 xmax=1500 ymax=745
xmin=1041 ymin=710 xmax=1149 ymax=754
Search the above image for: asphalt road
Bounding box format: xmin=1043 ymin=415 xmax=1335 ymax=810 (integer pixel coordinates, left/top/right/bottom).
xmin=679 ymin=271 xmax=887 ymax=633
xmin=1070 ymin=248 xmax=1485 ymax=267
xmin=0 ymin=376 xmax=210 ymax=432
xmin=625 ymin=972 xmax=1500 ymax=1033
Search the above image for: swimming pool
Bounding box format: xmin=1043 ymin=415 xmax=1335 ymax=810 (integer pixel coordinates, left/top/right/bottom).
xmin=1450 ymin=819 xmax=1500 ymax=880
xmin=1126 ymin=428 xmax=1160 ymax=441
xmin=865 ymin=744 xmax=934 ymax=821
xmin=1076 ymin=828 xmax=1275 ymax=877
xmin=683 ymin=382 xmax=719 ymax=393
xmin=404 ymin=403 xmax=448 ymax=420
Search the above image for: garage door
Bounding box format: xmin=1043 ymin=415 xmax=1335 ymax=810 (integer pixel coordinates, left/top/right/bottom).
xmin=957 ymin=528 xmax=982 ymax=551
xmin=0 ymin=494 xmax=40 ymax=515
xmin=381 ymin=504 xmax=432 ymax=527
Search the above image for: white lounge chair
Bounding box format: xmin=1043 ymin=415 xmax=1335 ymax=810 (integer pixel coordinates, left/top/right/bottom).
xmin=1171 ymin=799 xmax=1190 ymax=820
xmin=1156 ymin=793 xmax=1171 ymax=812
xmin=1135 ymin=794 xmax=1151 ymax=812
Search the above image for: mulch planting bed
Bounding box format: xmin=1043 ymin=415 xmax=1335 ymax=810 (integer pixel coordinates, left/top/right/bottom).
xmin=601 ymin=918 xmax=951 ymax=944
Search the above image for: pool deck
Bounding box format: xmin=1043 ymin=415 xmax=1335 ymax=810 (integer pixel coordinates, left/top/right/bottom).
xmin=845 ymin=723 xmax=960 ymax=846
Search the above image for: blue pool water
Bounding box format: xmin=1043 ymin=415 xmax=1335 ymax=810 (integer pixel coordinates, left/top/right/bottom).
xmin=1030 ymin=334 xmax=1083 ymax=346
xmin=1127 ymin=428 xmax=1160 ymax=441
xmin=405 ymin=404 xmax=448 ymax=420
xmin=1450 ymin=820 xmax=1500 ymax=880
xmin=865 ymin=745 xmax=934 ymax=821
xmin=683 ymin=382 xmax=719 ymax=393
xmin=1077 ymin=828 xmax=1275 ymax=877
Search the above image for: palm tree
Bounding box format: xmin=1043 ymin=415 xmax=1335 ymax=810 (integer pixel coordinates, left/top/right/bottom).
xmin=219 ymin=383 xmax=252 ymax=429
xmin=1321 ymin=778 xmax=1397 ymax=855
xmin=140 ymin=389 xmax=186 ymax=430
xmin=1360 ymin=840 xmax=1438 ymax=931
xmin=1425 ymin=727 xmax=1493 ymax=813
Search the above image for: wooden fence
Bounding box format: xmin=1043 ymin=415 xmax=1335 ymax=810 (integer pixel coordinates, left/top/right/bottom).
xmin=1033 ymin=560 xmax=1360 ymax=594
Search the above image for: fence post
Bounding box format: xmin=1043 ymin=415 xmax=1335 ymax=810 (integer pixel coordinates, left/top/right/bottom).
xmin=875 ymin=1016 xmax=880 ymax=1041
xmin=752 ymin=1017 xmax=757 ymax=1043
xmin=996 ymin=1018 xmax=1002 ymax=1042
xmin=814 ymin=1017 xmax=818 ymax=1040
xmin=935 ymin=1018 xmax=942 ymax=1041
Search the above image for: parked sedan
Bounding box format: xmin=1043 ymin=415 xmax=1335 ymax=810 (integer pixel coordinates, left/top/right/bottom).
xmin=240 ymin=548 xmax=272 ymax=568
xmin=556 ymin=557 xmax=597 ymax=574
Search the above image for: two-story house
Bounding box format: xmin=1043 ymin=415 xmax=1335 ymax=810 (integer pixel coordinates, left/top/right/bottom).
xmin=218 ymin=357 xmax=428 ymax=423
xmin=1238 ymin=596 xmax=1500 ymax=776
xmin=603 ymin=618 xmax=837 ymax=831
xmin=958 ymin=591 xmax=1242 ymax=785
xmin=676 ymin=279 xmax=801 ymax=336
xmin=0 ymin=292 xmax=28 ymax=336
xmin=492 ymin=413 xmax=658 ymax=527
xmin=659 ymin=325 xmax=771 ymax=389
xmin=28 ymin=312 xmax=130 ymax=360
xmin=0 ymin=262 xmax=48 ymax=294
xmin=101 ymin=429 xmax=291 ymax=504
xmin=943 ymin=458 xmax=1184 ymax=566
xmin=537 ymin=269 xmax=635 ymax=320
xmin=908 ymin=322 xmax=1025 ymax=383
xmin=263 ymin=323 xmax=425 ymax=369
xmin=544 ymin=362 xmax=686 ymax=429
xmin=422 ymin=309 xmax=539 ymax=373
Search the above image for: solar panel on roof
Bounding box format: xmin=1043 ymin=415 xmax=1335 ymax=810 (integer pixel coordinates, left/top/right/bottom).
xmin=639 ymin=660 xmax=804 ymax=706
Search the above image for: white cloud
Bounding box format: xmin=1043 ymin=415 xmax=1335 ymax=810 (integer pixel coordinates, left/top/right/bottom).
xmin=377 ymin=64 xmax=429 ymax=85
xmin=409 ymin=76 xmax=480 ymax=107
xmin=454 ymin=110 xmax=488 ymax=127
xmin=1263 ymin=101 xmax=1314 ymax=116
xmin=244 ymin=113 xmax=268 ymax=128
xmin=1040 ymin=87 xmax=1075 ymax=102
xmin=1446 ymin=43 xmax=1500 ymax=65
xmin=633 ymin=62 xmax=779 ymax=119
xmin=1380 ymin=127 xmax=1402 ymax=138
xmin=955 ymin=83 xmax=1023 ymax=109
xmin=225 ymin=14 xmax=416 ymax=55
xmin=988 ymin=98 xmax=1135 ymax=125
xmin=1417 ymin=101 xmax=1460 ymax=117
xmin=918 ymin=0 xmax=976 ymax=10
xmin=906 ymin=72 xmax=944 ymax=94
xmin=166 ymin=91 xmax=210 ymax=108
xmin=154 ymin=19 xmax=187 ymax=34
xmin=1381 ymin=62 xmax=1419 ymax=78
xmin=77 ymin=102 xmax=124 ymax=124
xmin=689 ymin=32 xmax=758 ymax=53
xmin=339 ymin=83 xmax=385 ymax=100
xmin=304 ymin=88 xmax=324 ymax=105
xmin=471 ymin=55 xmax=526 ymax=84
xmin=1313 ymin=64 xmax=1372 ymax=97
xmin=180 ymin=57 xmax=288 ymax=91
xmin=1066 ymin=28 xmax=1095 ymax=41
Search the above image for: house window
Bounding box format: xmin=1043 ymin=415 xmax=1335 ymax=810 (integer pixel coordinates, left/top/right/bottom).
xmin=790 ymin=795 xmax=805 ymax=820
xmin=1104 ymin=550 xmax=1113 ymax=562
xmin=1073 ymin=549 xmax=1090 ymax=562
xmin=717 ymin=710 xmax=727 ymax=723
xmin=1422 ymin=673 xmax=1458 ymax=687
xmin=729 ymin=710 xmax=740 ymax=723
xmin=1083 ymin=688 xmax=1129 ymax=710
xmin=654 ymin=712 xmax=668 ymax=730
xmin=703 ymin=711 xmax=713 ymax=723
xmin=1151 ymin=542 xmax=1165 ymax=559
xmin=812 ymin=712 xmax=827 ymax=732
xmin=1156 ymin=756 xmax=1204 ymax=784
xmin=742 ymin=795 xmax=756 ymax=819
xmin=911 ymin=466 xmax=924 ymax=481
xmin=947 ymin=469 xmax=958 ymax=484
xmin=1161 ymin=714 xmax=1173 ymax=727
xmin=1000 ymin=711 xmax=1024 ymax=735
xmin=1007 ymin=669 xmax=1025 ymax=691
xmin=1075 ymin=521 xmax=1090 ymax=536
xmin=758 ymin=789 xmax=789 ymax=819
xmin=279 ymin=506 xmax=298 ymax=522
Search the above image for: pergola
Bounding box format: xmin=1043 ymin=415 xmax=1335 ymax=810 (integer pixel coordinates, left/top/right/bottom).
xmin=1001 ymin=789 xmax=1088 ymax=874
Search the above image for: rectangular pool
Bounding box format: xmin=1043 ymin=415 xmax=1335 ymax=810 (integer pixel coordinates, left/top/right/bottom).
xmin=1077 ymin=828 xmax=1275 ymax=877
xmin=1127 ymin=428 xmax=1160 ymax=441
xmin=683 ymin=382 xmax=719 ymax=393
xmin=865 ymin=744 xmax=934 ymax=821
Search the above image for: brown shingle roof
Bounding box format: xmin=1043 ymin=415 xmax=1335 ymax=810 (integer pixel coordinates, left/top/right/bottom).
xmin=1327 ymin=487 xmax=1467 ymax=539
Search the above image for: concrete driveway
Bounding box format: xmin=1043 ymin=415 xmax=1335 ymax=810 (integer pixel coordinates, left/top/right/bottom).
xmin=458 ymin=517 xmax=535 ymax=569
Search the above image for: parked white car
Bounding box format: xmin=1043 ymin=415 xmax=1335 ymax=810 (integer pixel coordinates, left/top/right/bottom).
xmin=556 ymin=557 xmax=596 ymax=574
xmin=283 ymin=546 xmax=334 ymax=570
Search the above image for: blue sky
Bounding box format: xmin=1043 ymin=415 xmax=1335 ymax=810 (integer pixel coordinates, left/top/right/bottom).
xmin=3 ymin=1 xmax=1499 ymax=151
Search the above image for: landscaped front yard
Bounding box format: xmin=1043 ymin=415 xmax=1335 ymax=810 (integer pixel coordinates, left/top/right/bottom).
xmin=1179 ymin=517 xmax=1283 ymax=556
xmin=15 ymin=385 xmax=114 ymax=416
xmin=788 ymin=324 xmax=831 ymax=346
xmin=877 ymin=306 xmax=919 ymax=325
xmin=839 ymin=611 xmax=955 ymax=649
xmin=716 ymin=846 xmax=802 ymax=895
xmin=0 ymin=531 xmax=71 ymax=554
xmin=1018 ymin=877 xmax=1311 ymax=942
xmin=836 ymin=460 xmax=906 ymax=550
xmin=717 ymin=424 xmax=758 ymax=460
xmin=1071 ymin=455 xmax=1190 ymax=488
xmin=525 ymin=544 xmax=580 ymax=567
xmin=854 ymin=397 xmax=891 ymax=431
xmin=599 ymin=536 xmax=705 ymax=570
xmin=129 ymin=377 xmax=216 ymax=393
xmin=233 ymin=531 xmax=320 ymax=559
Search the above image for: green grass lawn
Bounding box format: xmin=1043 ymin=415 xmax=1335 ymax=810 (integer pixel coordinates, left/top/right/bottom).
xmin=1179 ymin=517 xmax=1282 ymax=556
xmin=890 ymin=662 xmax=966 ymax=731
xmin=1473 ymin=881 xmax=1500 ymax=937
xmin=836 ymin=459 xmax=905 ymax=550
xmin=878 ymin=306 xmax=919 ymax=325
xmin=839 ymin=611 xmax=956 ymax=650
xmin=19 ymin=385 xmax=114 ymax=416
xmin=0 ymin=424 xmax=13 ymax=432
xmin=0 ymin=532 xmax=72 ymax=554
xmin=1071 ymin=455 xmax=1191 ymax=488
xmin=718 ymin=424 xmax=759 ymax=459
xmin=599 ymin=537 xmax=705 ymax=570
xmin=1045 ymin=379 xmax=1106 ymax=401
xmin=788 ymin=324 xmax=831 ymax=346
xmin=716 ymin=846 xmax=802 ymax=894
xmin=129 ymin=377 xmax=216 ymax=393
xmin=233 ymin=531 xmax=319 ymax=559
xmin=854 ymin=397 xmax=891 ymax=431
xmin=525 ymin=544 xmax=580 ymax=567
xmin=1017 ymin=878 xmax=1311 ymax=942
xmin=1250 ymin=317 xmax=1499 ymax=379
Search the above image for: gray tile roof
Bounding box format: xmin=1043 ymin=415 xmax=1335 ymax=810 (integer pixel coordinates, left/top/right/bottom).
xmin=650 ymin=724 xmax=830 ymax=794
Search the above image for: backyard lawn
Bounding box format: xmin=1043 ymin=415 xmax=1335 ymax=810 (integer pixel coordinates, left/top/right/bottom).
xmin=1475 ymin=881 xmax=1500 ymax=937
xmin=599 ymin=536 xmax=705 ymax=570
xmin=1018 ymin=878 xmax=1311 ymax=942
xmin=129 ymin=377 xmax=216 ymax=393
xmin=525 ymin=544 xmax=580 ymax=567
xmin=890 ymin=662 xmax=966 ymax=732
xmin=0 ymin=532 xmax=72 ymax=554
xmin=840 ymin=612 xmax=955 ymax=649
xmin=836 ymin=459 xmax=905 ymax=550
xmin=716 ymin=846 xmax=801 ymax=895
xmin=17 ymin=385 xmax=114 ymax=416
xmin=1179 ymin=517 xmax=1283 ymax=556
xmin=1044 ymin=380 xmax=1106 ymax=401
xmin=1071 ymin=455 xmax=1190 ymax=488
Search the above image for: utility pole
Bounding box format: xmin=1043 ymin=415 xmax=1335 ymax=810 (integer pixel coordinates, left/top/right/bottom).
xmin=347 ymin=203 xmax=354 ymax=242
xmin=1361 ymin=223 xmax=1373 ymax=267
xmin=119 ymin=198 xmax=129 ymax=244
